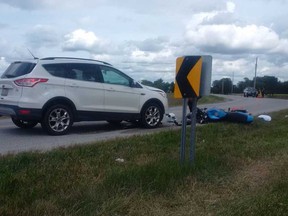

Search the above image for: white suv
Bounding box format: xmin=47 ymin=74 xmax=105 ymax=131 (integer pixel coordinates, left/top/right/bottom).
xmin=0 ymin=57 xmax=168 ymax=135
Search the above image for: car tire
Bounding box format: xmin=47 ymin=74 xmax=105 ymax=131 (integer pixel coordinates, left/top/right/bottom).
xmin=11 ymin=117 xmax=38 ymax=129
xmin=197 ymin=114 xmax=208 ymax=124
xmin=41 ymin=104 xmax=73 ymax=135
xmin=140 ymin=103 xmax=163 ymax=128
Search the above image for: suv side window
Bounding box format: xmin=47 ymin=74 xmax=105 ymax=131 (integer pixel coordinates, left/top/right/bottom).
xmin=100 ymin=65 xmax=131 ymax=87
xmin=67 ymin=63 xmax=101 ymax=82
xmin=1 ymin=62 xmax=36 ymax=78
xmin=42 ymin=63 xmax=67 ymax=78
xmin=43 ymin=63 xmax=102 ymax=82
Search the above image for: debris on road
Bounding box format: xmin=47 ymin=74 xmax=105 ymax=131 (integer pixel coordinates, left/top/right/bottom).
xmin=258 ymin=115 xmax=272 ymax=122
xmin=115 ymin=158 xmax=125 ymax=163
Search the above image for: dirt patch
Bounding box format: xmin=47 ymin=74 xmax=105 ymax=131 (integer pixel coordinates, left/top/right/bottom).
xmin=233 ymin=160 xmax=274 ymax=190
xmin=134 ymin=153 xmax=156 ymax=166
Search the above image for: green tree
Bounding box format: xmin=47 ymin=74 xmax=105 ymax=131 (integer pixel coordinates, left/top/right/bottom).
xmin=211 ymin=78 xmax=233 ymax=94
xmin=141 ymin=79 xmax=173 ymax=93
xmin=256 ymin=76 xmax=279 ymax=95
xmin=141 ymin=80 xmax=154 ymax=87
xmin=279 ymin=81 xmax=288 ymax=94
xmin=153 ymin=78 xmax=165 ymax=90
xmin=237 ymin=77 xmax=253 ymax=92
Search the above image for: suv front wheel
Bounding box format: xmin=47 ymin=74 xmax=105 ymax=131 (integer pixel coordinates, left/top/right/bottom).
xmin=41 ymin=104 xmax=73 ymax=135
xmin=141 ymin=103 xmax=163 ymax=128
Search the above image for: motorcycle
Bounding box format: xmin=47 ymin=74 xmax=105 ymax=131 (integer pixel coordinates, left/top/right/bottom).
xmin=166 ymin=107 xmax=253 ymax=126
xmin=187 ymin=107 xmax=253 ymax=124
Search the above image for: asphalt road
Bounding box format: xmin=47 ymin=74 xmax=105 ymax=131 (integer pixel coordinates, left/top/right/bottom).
xmin=1 ymin=95 xmax=288 ymax=155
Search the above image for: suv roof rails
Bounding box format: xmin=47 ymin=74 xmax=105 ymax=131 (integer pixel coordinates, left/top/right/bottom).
xmin=40 ymin=57 xmax=112 ymax=65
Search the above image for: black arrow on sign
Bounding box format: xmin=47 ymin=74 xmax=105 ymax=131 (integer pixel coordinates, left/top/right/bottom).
xmin=176 ymin=56 xmax=201 ymax=98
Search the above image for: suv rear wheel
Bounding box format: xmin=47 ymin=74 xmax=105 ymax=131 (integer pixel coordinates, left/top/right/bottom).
xmin=141 ymin=103 xmax=163 ymax=128
xmin=41 ymin=104 xmax=73 ymax=135
xmin=11 ymin=117 xmax=38 ymax=129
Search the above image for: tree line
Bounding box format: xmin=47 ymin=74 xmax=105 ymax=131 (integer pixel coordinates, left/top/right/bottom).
xmin=211 ymin=76 xmax=288 ymax=95
xmin=141 ymin=79 xmax=174 ymax=93
xmin=141 ymin=76 xmax=288 ymax=95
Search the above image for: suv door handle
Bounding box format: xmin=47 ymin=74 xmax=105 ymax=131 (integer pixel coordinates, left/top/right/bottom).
xmin=107 ymin=88 xmax=116 ymax=92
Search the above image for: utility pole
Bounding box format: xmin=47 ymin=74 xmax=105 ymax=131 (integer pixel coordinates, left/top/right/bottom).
xmin=254 ymin=57 xmax=258 ymax=89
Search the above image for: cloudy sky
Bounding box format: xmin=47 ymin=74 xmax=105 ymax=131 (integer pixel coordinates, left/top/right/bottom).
xmin=1 ymin=0 xmax=288 ymax=84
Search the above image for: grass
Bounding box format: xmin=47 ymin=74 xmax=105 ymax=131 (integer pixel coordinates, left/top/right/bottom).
xmin=167 ymin=93 xmax=226 ymax=107
xmin=265 ymin=94 xmax=288 ymax=100
xmin=1 ymin=110 xmax=288 ymax=215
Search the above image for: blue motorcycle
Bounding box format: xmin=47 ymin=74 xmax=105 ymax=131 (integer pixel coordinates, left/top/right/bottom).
xmin=189 ymin=107 xmax=254 ymax=124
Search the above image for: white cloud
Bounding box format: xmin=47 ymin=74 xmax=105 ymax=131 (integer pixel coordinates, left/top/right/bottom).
xmin=184 ymin=5 xmax=288 ymax=56
xmin=0 ymin=0 xmax=104 ymax=10
xmin=256 ymin=59 xmax=288 ymax=81
xmin=64 ymin=29 xmax=100 ymax=48
xmin=1 ymin=0 xmax=288 ymax=83
xmin=0 ymin=0 xmax=43 ymax=10
xmin=0 ymin=57 xmax=9 ymax=75
xmin=129 ymin=37 xmax=170 ymax=52
xmin=273 ymin=38 xmax=288 ymax=54
xmin=226 ymin=1 xmax=236 ymax=13
xmin=130 ymin=49 xmax=173 ymax=63
xmin=186 ymin=24 xmax=282 ymax=54
xmin=62 ymin=29 xmax=110 ymax=54
xmin=0 ymin=38 xmax=9 ymax=57
xmin=212 ymin=58 xmax=252 ymax=81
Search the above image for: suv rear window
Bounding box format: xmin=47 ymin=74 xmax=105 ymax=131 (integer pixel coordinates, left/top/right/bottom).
xmin=1 ymin=62 xmax=36 ymax=78
xmin=42 ymin=63 xmax=67 ymax=78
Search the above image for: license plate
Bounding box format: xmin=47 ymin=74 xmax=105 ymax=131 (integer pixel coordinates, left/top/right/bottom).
xmin=1 ymin=88 xmax=8 ymax=96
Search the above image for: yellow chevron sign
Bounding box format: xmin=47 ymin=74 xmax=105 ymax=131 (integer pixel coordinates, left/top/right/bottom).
xmin=174 ymin=56 xmax=203 ymax=98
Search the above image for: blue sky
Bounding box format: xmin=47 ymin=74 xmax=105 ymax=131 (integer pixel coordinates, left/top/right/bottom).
xmin=1 ymin=0 xmax=288 ymax=84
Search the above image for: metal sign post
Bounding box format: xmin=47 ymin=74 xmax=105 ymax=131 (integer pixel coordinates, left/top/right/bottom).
xmin=179 ymin=98 xmax=197 ymax=165
xmin=180 ymin=98 xmax=188 ymax=163
xmin=174 ymin=55 xmax=212 ymax=165
xmin=189 ymin=98 xmax=197 ymax=164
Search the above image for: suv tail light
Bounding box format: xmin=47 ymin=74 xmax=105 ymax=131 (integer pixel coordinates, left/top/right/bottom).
xmin=14 ymin=78 xmax=48 ymax=87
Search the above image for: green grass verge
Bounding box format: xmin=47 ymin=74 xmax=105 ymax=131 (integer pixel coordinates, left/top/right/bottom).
xmin=265 ymin=94 xmax=288 ymax=100
xmin=1 ymin=110 xmax=288 ymax=215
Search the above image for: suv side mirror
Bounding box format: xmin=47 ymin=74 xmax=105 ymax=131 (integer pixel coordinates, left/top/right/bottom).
xmin=130 ymin=80 xmax=136 ymax=87
xmin=130 ymin=80 xmax=141 ymax=88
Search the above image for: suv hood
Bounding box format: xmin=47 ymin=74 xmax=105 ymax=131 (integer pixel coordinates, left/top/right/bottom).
xmin=142 ymin=84 xmax=165 ymax=93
